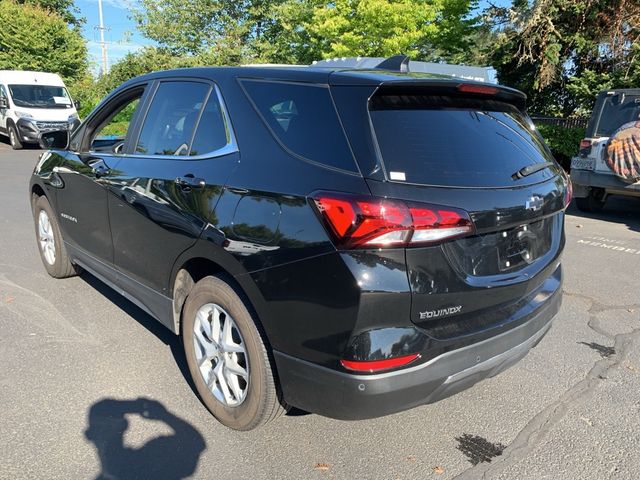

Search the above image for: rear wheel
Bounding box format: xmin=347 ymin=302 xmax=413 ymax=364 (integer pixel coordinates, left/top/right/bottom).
xmin=575 ymin=188 xmax=606 ymax=213
xmin=33 ymin=195 xmax=77 ymax=278
xmin=8 ymin=124 xmax=23 ymax=150
xmin=182 ymin=276 xmax=285 ymax=430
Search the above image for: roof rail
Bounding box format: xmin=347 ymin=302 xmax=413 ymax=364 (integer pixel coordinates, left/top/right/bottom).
xmin=311 ymin=56 xmax=498 ymax=84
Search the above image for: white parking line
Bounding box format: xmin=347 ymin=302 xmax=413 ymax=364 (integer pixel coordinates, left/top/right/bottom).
xmin=576 ymin=238 xmax=640 ymax=255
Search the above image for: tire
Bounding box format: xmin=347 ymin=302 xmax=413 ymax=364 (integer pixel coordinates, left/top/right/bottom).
xmin=8 ymin=124 xmax=23 ymax=150
xmin=182 ymin=276 xmax=285 ymax=430
xmin=575 ymin=188 xmax=606 ymax=213
xmin=32 ymin=195 xmax=77 ymax=278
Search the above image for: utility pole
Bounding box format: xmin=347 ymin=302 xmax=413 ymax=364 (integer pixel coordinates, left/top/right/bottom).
xmin=97 ymin=0 xmax=109 ymax=75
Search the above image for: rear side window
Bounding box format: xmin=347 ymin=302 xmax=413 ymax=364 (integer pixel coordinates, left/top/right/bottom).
xmin=370 ymin=95 xmax=556 ymax=188
xmin=136 ymin=81 xmax=209 ymax=156
xmin=241 ymin=80 xmax=357 ymax=172
xmin=189 ymin=91 xmax=230 ymax=156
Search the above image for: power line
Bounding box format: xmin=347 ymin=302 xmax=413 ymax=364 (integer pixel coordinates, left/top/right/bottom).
xmin=96 ymin=0 xmax=109 ymax=75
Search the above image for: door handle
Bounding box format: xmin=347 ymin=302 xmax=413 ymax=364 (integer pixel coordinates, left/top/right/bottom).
xmin=175 ymin=175 xmax=205 ymax=189
xmin=86 ymin=158 xmax=111 ymax=178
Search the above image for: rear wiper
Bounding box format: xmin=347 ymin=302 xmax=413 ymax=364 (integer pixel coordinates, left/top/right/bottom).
xmin=512 ymin=161 xmax=555 ymax=180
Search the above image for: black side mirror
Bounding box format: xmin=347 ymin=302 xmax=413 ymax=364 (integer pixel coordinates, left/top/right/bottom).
xmin=39 ymin=130 xmax=70 ymax=150
xmin=74 ymin=100 xmax=81 ymax=111
xmin=0 ymin=97 xmax=7 ymax=109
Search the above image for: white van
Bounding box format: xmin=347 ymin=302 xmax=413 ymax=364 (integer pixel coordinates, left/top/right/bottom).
xmin=0 ymin=70 xmax=80 ymax=150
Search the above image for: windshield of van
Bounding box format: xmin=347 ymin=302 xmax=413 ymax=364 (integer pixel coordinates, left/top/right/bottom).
xmin=8 ymin=84 xmax=72 ymax=109
xmin=370 ymin=95 xmax=556 ymax=188
xmin=595 ymin=94 xmax=640 ymax=137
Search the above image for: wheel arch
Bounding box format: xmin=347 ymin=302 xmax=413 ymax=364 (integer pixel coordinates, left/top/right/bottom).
xmin=169 ymin=243 xmax=272 ymax=342
xmin=30 ymin=183 xmax=48 ymax=212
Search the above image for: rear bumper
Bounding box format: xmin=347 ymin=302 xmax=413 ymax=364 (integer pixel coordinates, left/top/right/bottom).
xmin=275 ymin=286 xmax=561 ymax=420
xmin=571 ymin=169 xmax=640 ymax=196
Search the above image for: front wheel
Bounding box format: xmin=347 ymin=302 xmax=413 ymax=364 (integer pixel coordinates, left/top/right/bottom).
xmin=32 ymin=195 xmax=77 ymax=278
xmin=182 ymin=276 xmax=285 ymax=430
xmin=8 ymin=124 xmax=23 ymax=150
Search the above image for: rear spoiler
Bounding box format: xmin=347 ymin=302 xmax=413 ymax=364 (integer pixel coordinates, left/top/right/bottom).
xmin=372 ymin=80 xmax=528 ymax=111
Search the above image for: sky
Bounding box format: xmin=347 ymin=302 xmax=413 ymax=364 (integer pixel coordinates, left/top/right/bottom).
xmin=76 ymin=0 xmax=147 ymax=74
xmin=76 ymin=0 xmax=513 ymax=75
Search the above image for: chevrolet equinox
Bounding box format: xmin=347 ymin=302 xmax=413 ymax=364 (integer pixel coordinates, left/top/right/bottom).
xmin=29 ymin=56 xmax=570 ymax=430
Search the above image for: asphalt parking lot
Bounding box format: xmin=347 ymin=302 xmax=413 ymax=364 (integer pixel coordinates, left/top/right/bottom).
xmin=1 ymin=140 xmax=639 ymax=480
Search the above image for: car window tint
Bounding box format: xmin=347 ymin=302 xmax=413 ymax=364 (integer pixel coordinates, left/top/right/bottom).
xmin=370 ymin=95 xmax=555 ymax=188
xmin=136 ymin=81 xmax=210 ymax=156
xmin=241 ymin=80 xmax=357 ymax=172
xmin=90 ymin=96 xmax=141 ymax=153
xmin=189 ymin=91 xmax=230 ymax=156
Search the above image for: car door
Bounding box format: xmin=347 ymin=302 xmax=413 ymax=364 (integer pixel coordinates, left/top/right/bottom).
xmin=106 ymin=78 xmax=239 ymax=312
xmin=54 ymin=84 xmax=148 ymax=279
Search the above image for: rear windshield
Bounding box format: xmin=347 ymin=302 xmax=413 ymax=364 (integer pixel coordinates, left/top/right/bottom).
xmin=594 ymin=94 xmax=640 ymax=137
xmin=370 ymin=95 xmax=556 ymax=188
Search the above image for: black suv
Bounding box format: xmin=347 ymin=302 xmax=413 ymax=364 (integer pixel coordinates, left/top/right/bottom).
xmin=30 ymin=56 xmax=570 ymax=430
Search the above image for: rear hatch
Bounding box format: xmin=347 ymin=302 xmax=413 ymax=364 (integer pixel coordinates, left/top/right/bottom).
xmin=335 ymin=80 xmax=569 ymax=338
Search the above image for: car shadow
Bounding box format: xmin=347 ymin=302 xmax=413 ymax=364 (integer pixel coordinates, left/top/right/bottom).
xmin=78 ymin=272 xmax=197 ymax=396
xmin=567 ymin=196 xmax=640 ymax=233
xmin=85 ymin=397 xmax=206 ymax=480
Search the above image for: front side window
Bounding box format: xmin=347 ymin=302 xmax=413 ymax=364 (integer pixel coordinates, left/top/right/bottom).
xmin=89 ymin=92 xmax=143 ymax=153
xmin=135 ymin=81 xmax=210 ymax=156
xmin=8 ymin=84 xmax=72 ymax=109
xmin=241 ymin=80 xmax=357 ymax=172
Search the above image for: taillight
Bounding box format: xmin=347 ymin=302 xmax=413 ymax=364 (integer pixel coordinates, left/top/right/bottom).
xmin=312 ymin=192 xmax=475 ymax=249
xmin=564 ymin=178 xmax=573 ymax=208
xmin=340 ymin=353 xmax=420 ymax=373
xmin=579 ymin=138 xmax=593 ymax=157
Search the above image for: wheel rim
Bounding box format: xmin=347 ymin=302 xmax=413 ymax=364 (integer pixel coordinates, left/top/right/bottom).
xmin=193 ymin=303 xmax=249 ymax=407
xmin=38 ymin=210 xmax=56 ymax=265
xmin=9 ymin=128 xmax=15 ymax=146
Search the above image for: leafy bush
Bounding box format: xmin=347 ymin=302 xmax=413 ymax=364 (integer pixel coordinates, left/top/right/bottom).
xmin=0 ymin=0 xmax=87 ymax=82
xmin=536 ymin=124 xmax=586 ymax=170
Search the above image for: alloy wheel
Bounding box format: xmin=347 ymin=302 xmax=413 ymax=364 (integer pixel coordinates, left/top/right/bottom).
xmin=38 ymin=210 xmax=56 ymax=265
xmin=193 ymin=303 xmax=249 ymax=407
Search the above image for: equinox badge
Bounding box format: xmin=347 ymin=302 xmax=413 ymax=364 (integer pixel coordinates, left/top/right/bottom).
xmin=420 ymin=305 xmax=462 ymax=320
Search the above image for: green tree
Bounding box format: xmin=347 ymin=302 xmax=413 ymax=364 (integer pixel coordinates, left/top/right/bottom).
xmin=489 ymin=0 xmax=640 ymax=115
xmin=303 ymin=0 xmax=478 ymax=62
xmin=133 ymin=0 xmax=277 ymax=63
xmin=16 ymin=0 xmax=83 ymax=26
xmin=71 ymin=47 xmax=205 ymax=117
xmin=133 ymin=0 xmax=481 ymax=65
xmin=0 ymin=1 xmax=88 ymax=81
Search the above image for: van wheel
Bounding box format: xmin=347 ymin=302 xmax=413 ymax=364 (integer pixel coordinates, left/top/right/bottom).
xmin=575 ymin=188 xmax=606 ymax=213
xmin=33 ymin=195 xmax=77 ymax=278
xmin=9 ymin=124 xmax=23 ymax=150
xmin=182 ymin=276 xmax=285 ymax=430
